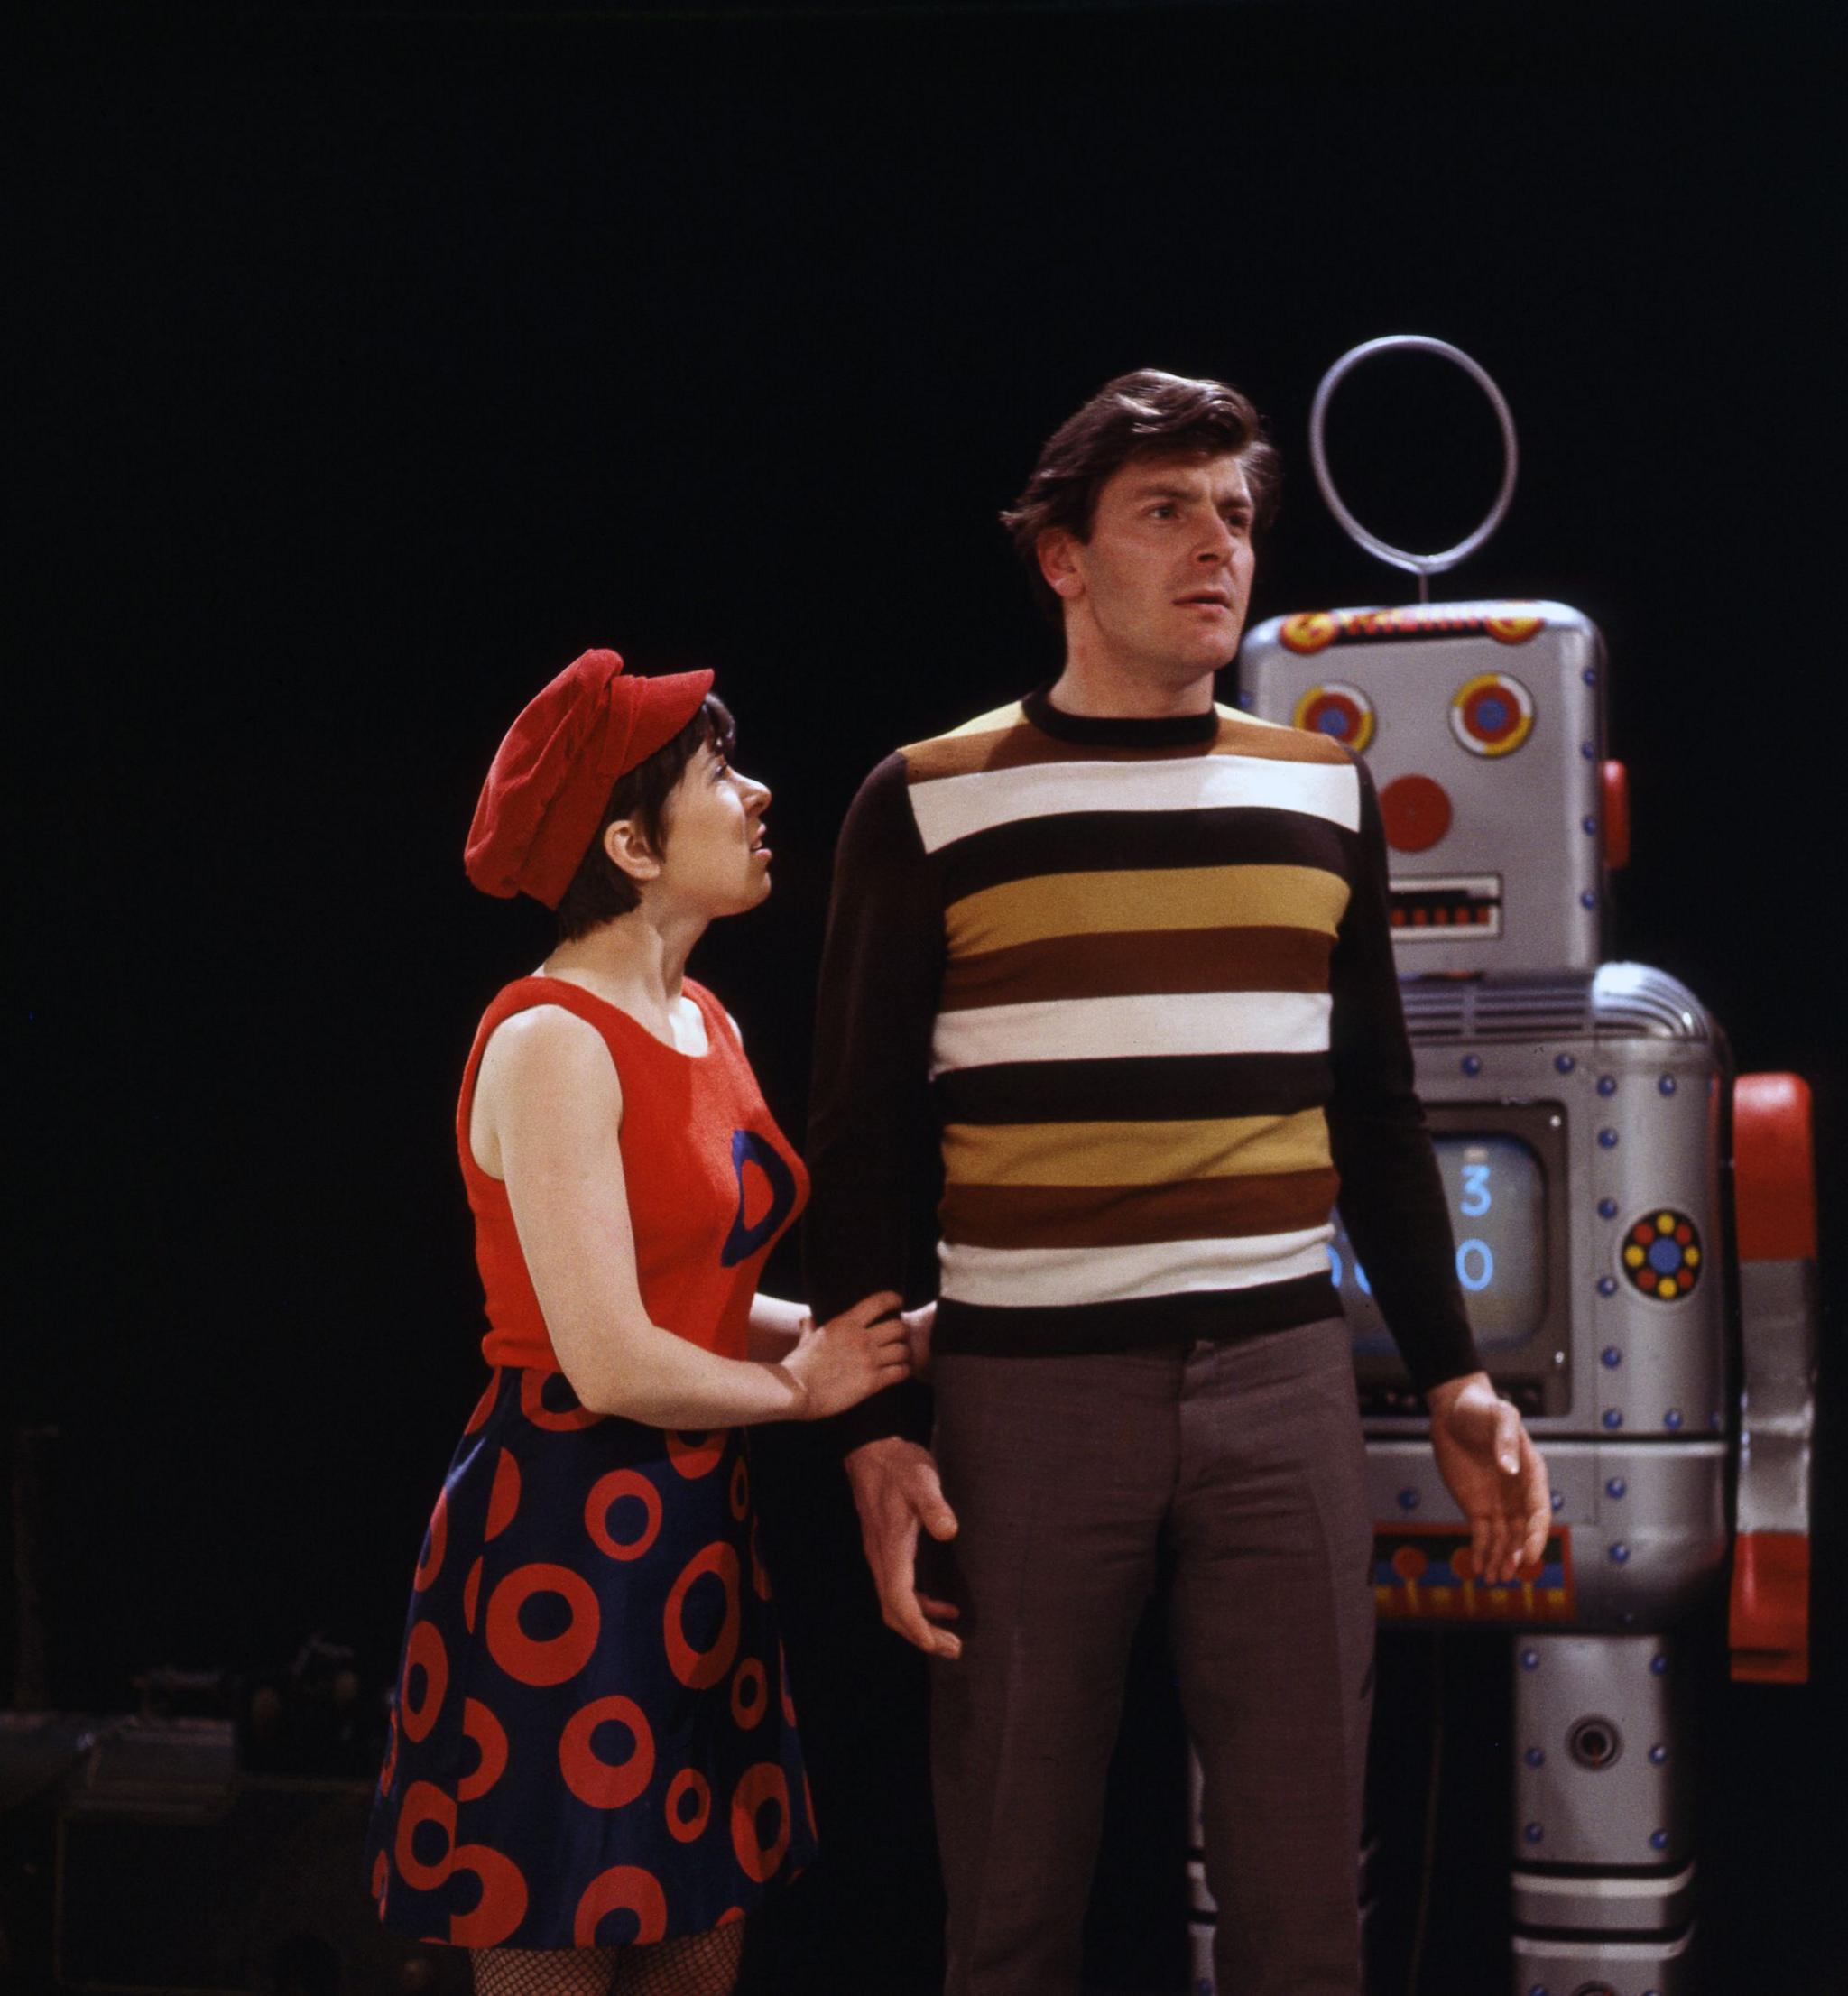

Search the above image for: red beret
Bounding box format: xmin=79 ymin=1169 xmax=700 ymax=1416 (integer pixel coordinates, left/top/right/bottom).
xmin=465 ymin=649 xmax=715 ymax=908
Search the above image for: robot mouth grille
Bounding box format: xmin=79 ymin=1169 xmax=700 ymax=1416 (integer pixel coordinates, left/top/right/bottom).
xmin=1389 ymin=874 xmax=1502 ymax=938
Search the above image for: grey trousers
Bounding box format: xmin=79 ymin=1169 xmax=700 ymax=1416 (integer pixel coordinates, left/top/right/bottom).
xmin=929 ymin=1317 xmax=1374 ymax=1996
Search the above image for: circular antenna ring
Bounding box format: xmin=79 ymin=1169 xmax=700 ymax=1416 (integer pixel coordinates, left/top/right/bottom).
xmin=1308 ymin=335 xmax=1519 ymax=593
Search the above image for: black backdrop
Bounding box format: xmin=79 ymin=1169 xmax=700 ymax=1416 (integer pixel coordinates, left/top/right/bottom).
xmin=14 ymin=3 xmax=1841 ymax=1990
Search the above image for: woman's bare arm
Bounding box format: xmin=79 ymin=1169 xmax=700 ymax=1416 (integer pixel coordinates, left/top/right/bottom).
xmin=747 ymin=1293 xmax=809 ymax=1361
xmin=481 ymin=1006 xmax=905 ymax=1426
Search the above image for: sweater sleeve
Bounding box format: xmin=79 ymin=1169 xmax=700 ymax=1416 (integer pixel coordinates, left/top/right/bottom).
xmin=804 ymin=753 xmax=946 ymax=1450
xmin=1324 ymin=755 xmax=1483 ymax=1395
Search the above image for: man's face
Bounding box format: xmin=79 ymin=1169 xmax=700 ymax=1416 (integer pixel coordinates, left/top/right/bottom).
xmin=1040 ymin=451 xmax=1257 ymax=684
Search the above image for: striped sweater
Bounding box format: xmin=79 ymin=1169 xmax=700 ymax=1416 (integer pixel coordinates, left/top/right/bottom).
xmin=806 ymin=685 xmax=1477 ymax=1441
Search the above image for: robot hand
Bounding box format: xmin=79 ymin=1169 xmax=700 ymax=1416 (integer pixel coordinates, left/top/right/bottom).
xmin=1424 ymin=1371 xmax=1551 ymax=1583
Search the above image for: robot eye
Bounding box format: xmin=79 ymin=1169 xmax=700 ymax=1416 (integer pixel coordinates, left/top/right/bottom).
xmin=1450 ymin=672 xmax=1534 ymax=757
xmin=1292 ymin=681 xmax=1376 ymax=752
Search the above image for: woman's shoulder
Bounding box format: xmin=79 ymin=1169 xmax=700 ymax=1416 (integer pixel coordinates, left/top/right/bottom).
xmin=474 ymin=975 xmax=611 ymax=1044
xmin=478 ymin=991 xmax=617 ymax=1081
xmin=463 ymin=982 xmax=622 ymax=1174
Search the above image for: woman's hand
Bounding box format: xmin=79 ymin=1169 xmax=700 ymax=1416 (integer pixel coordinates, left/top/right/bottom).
xmin=900 ymin=1301 xmax=937 ymax=1379
xmin=782 ymin=1289 xmax=911 ymax=1418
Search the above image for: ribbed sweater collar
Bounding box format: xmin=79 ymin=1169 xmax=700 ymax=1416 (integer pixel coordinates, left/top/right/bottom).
xmin=1022 ymin=682 xmax=1221 ymax=750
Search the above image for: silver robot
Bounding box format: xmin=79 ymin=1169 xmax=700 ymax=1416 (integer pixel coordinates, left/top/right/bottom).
xmin=1186 ymin=338 xmax=1817 ymax=1996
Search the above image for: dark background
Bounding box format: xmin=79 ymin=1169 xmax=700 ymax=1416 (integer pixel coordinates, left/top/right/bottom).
xmin=13 ymin=2 xmax=1841 ymax=1990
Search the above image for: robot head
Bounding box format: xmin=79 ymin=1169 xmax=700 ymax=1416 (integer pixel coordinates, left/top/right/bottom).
xmin=1239 ymin=600 xmax=1618 ymax=975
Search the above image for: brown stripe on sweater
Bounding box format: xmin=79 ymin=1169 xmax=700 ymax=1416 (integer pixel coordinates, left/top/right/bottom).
xmin=942 ymin=1107 xmax=1332 ymax=1187
xmin=939 ymin=925 xmax=1335 ymax=1012
xmin=939 ymin=1169 xmax=1341 ymax=1249
xmin=902 ymin=708 xmax=1353 ymax=785
xmin=945 ymin=864 xmax=1351 ymax=957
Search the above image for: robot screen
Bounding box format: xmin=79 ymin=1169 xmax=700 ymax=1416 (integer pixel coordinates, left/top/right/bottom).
xmin=1334 ymin=1135 xmax=1548 ymax=1352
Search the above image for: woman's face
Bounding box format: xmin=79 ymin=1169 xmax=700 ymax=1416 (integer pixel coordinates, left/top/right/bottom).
xmin=651 ymin=738 xmax=773 ymax=916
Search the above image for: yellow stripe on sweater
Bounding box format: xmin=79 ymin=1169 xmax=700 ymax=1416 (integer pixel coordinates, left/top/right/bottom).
xmin=944 ymin=864 xmax=1351 ymax=957
xmin=942 ymin=1108 xmax=1332 ymax=1187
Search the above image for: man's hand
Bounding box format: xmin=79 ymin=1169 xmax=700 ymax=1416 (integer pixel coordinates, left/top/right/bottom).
xmin=1425 ymin=1371 xmax=1551 ymax=1585
xmin=844 ymin=1434 xmax=962 ymax=1659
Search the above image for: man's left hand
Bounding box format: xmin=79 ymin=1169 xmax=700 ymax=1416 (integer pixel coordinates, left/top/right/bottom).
xmin=1425 ymin=1371 xmax=1551 ymax=1584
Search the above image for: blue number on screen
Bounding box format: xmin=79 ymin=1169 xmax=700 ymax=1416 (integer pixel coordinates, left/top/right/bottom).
xmin=1456 ymin=1238 xmax=1494 ymax=1292
xmin=1460 ymin=1163 xmax=1492 ymax=1217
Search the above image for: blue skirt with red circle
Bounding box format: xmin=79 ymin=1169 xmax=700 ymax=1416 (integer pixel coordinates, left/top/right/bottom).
xmin=365 ymin=1364 xmax=818 ymax=1950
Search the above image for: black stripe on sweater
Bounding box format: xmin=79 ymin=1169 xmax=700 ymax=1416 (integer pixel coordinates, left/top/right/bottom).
xmin=933 ymin=1272 xmax=1343 ymax=1356
xmin=935 ymin=806 xmax=1355 ymax=907
xmin=932 ymin=1049 xmax=1334 ymax=1124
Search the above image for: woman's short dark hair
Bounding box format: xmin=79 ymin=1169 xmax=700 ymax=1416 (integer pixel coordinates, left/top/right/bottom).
xmin=554 ymin=693 xmax=736 ymax=941
xmin=1001 ymin=369 xmax=1280 ymax=624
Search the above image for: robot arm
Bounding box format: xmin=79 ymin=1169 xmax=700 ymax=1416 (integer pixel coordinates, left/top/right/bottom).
xmin=1728 ymin=1071 xmax=1817 ymax=1684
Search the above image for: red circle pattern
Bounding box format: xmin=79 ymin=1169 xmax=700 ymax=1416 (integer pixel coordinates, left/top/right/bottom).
xmin=485 ymin=1450 xmax=522 ymax=1541
xmin=664 ymin=1543 xmax=742 ymax=1689
xmin=730 ymin=1763 xmax=790 ymax=1885
xmin=668 ymin=1430 xmax=726 ymax=1479
xmin=521 ymin=1368 xmax=604 ymax=1433
xmin=560 ymin=1696 xmax=657 ymax=1811
xmin=458 ymin=1698 xmax=508 ymax=1803
xmin=413 ymin=1490 xmax=448 ymax=1593
xmin=486 ymin=1563 xmax=602 ymax=1687
xmin=394 ymin=1779 xmax=456 ymax=1890
xmin=464 ymin=1370 xmax=501 ymax=1435
xmin=665 ymin=1768 xmax=712 ymax=1844
xmin=585 ymin=1470 xmax=663 ymax=1563
xmin=381 ymin=1367 xmax=815 ymax=1942
xmin=574 ymin=1865 xmax=669 ymax=1948
xmin=378 ymin=1710 xmax=400 ymax=1795
xmin=448 ymin=1844 xmax=529 ymax=1947
xmin=730 ymin=1659 xmax=767 ymax=1732
xmin=400 ymin=1621 xmax=448 ymax=1744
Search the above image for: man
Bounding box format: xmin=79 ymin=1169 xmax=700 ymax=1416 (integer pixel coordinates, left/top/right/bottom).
xmin=805 ymin=370 xmax=1549 ymax=1996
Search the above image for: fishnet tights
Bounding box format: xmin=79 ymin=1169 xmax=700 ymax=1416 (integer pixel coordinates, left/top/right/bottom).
xmin=472 ymin=1920 xmax=744 ymax=1996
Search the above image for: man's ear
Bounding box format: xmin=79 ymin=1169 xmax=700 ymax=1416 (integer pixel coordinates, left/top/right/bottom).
xmin=601 ymin=816 xmax=663 ymax=884
xmin=1037 ymin=528 xmax=1085 ymax=601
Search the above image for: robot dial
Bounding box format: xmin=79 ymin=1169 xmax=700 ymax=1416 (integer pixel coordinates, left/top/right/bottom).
xmin=1450 ymin=671 xmax=1535 ymax=757
xmin=1621 ymin=1209 xmax=1705 ymax=1301
xmin=1292 ymin=681 xmax=1377 ymax=752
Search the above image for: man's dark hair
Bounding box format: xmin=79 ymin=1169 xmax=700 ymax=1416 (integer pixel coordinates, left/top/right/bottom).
xmin=554 ymin=693 xmax=736 ymax=941
xmin=1001 ymin=369 xmax=1280 ymax=624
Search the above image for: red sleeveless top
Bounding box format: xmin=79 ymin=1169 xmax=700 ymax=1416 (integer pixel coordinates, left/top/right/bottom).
xmin=457 ymin=975 xmax=809 ymax=1372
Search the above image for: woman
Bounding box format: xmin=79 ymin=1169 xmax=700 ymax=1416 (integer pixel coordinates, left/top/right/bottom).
xmin=366 ymin=649 xmax=912 ymax=1995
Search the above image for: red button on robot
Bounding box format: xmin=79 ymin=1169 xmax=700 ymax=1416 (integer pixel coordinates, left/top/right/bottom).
xmin=1379 ymin=772 xmax=1453 ymax=852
